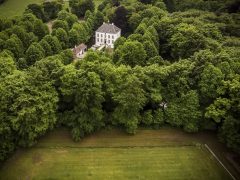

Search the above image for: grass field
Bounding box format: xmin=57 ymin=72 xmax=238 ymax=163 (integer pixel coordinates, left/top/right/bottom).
xmin=0 ymin=0 xmax=102 ymax=18
xmin=0 ymin=128 xmax=233 ymax=180
xmin=0 ymin=0 xmax=43 ymax=17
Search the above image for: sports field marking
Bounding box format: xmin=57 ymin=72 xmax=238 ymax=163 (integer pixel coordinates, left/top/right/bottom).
xmin=205 ymin=144 xmax=236 ymax=180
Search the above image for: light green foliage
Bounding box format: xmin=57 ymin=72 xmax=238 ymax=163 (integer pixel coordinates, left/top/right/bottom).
xmin=114 ymin=36 xmax=126 ymax=50
xmin=205 ymin=74 xmax=240 ymax=151
xmin=169 ymin=23 xmax=206 ymax=59
xmin=52 ymin=19 xmax=69 ymax=32
xmin=166 ymin=91 xmax=201 ymax=132
xmin=199 ymin=64 xmax=224 ymax=100
xmin=0 ymin=53 xmax=16 ymax=79
xmin=114 ymin=41 xmax=147 ymax=67
xmin=111 ymin=66 xmax=146 ymax=134
xmin=57 ymin=10 xmax=78 ymax=29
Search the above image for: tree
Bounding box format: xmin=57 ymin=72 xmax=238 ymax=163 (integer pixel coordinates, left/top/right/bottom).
xmin=0 ymin=70 xmax=58 ymax=147
xmin=69 ymin=28 xmax=80 ymax=47
xmin=72 ymin=23 xmax=89 ymax=43
xmin=69 ymin=0 xmax=95 ymax=18
xmin=4 ymin=35 xmax=24 ymax=59
xmin=33 ymin=19 xmax=49 ymax=40
xmin=114 ymin=36 xmax=126 ymax=49
xmin=114 ymin=41 xmax=147 ymax=67
xmin=129 ymin=13 xmax=142 ymax=31
xmin=60 ymin=66 xmax=104 ymax=141
xmin=112 ymin=6 xmax=129 ymax=34
xmin=39 ymin=39 xmax=53 ymax=56
xmin=57 ymin=10 xmax=78 ymax=29
xmin=26 ymin=42 xmax=45 ymax=66
xmin=0 ymin=53 xmax=16 ymax=79
xmin=169 ymin=23 xmax=206 ymax=59
xmin=42 ymin=35 xmax=62 ymax=54
xmin=52 ymin=19 xmax=69 ymax=32
xmin=205 ymin=74 xmax=240 ymax=151
xmin=94 ymin=11 xmax=104 ymax=30
xmin=26 ymin=3 xmax=46 ymax=22
xmin=143 ymin=40 xmax=159 ymax=59
xmin=111 ymin=66 xmax=146 ymax=134
xmin=52 ymin=28 xmax=69 ymax=49
xmin=198 ymin=64 xmax=224 ymax=101
xmin=165 ymin=90 xmax=201 ymax=132
xmin=43 ymin=1 xmax=62 ymax=20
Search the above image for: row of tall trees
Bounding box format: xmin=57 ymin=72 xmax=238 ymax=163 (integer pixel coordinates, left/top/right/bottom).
xmin=0 ymin=0 xmax=239 ymax=162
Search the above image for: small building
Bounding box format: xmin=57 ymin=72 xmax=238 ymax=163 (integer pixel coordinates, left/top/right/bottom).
xmin=95 ymin=23 xmax=121 ymax=48
xmin=72 ymin=43 xmax=87 ymax=59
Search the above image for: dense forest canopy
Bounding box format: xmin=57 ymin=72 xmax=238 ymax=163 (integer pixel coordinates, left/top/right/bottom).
xmin=0 ymin=0 xmax=239 ymax=161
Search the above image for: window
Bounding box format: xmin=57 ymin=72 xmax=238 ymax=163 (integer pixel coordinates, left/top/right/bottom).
xmin=108 ymin=35 xmax=110 ymax=38
xmin=101 ymin=34 xmax=103 ymax=37
xmin=112 ymin=40 xmax=114 ymax=44
xmin=97 ymin=38 xmax=99 ymax=42
xmin=108 ymin=40 xmax=110 ymax=43
xmin=112 ymin=35 xmax=114 ymax=39
xmin=97 ymin=33 xmax=99 ymax=37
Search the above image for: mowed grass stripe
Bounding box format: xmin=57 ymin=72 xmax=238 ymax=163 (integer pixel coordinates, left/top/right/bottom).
xmin=0 ymin=146 xmax=232 ymax=180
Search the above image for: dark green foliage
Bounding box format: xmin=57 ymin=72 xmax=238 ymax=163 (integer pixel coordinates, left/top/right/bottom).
xmin=60 ymin=66 xmax=105 ymax=141
xmin=43 ymin=1 xmax=63 ymax=20
xmin=0 ymin=69 xmax=58 ymax=160
xmin=114 ymin=41 xmax=147 ymax=67
xmin=52 ymin=28 xmax=69 ymax=49
xmin=26 ymin=42 xmax=45 ymax=66
xmin=4 ymin=35 xmax=24 ymax=59
xmin=33 ymin=19 xmax=49 ymax=40
xmin=69 ymin=0 xmax=95 ymax=18
xmin=26 ymin=4 xmax=46 ymax=22
xmin=112 ymin=6 xmax=129 ymax=35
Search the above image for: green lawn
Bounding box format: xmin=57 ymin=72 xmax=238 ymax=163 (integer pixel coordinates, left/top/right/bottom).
xmin=0 ymin=0 xmax=43 ymax=17
xmin=0 ymin=0 xmax=102 ymax=18
xmin=0 ymin=128 xmax=232 ymax=180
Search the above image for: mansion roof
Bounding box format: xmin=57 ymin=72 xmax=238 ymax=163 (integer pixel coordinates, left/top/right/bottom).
xmin=96 ymin=23 xmax=121 ymax=34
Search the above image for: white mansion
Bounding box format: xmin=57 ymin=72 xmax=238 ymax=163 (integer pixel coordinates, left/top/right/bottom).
xmin=95 ymin=23 xmax=121 ymax=48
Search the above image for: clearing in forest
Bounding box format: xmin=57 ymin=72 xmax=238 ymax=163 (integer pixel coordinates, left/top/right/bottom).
xmin=0 ymin=128 xmax=233 ymax=180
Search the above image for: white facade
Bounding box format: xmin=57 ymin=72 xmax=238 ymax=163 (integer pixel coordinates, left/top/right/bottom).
xmin=95 ymin=23 xmax=121 ymax=48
